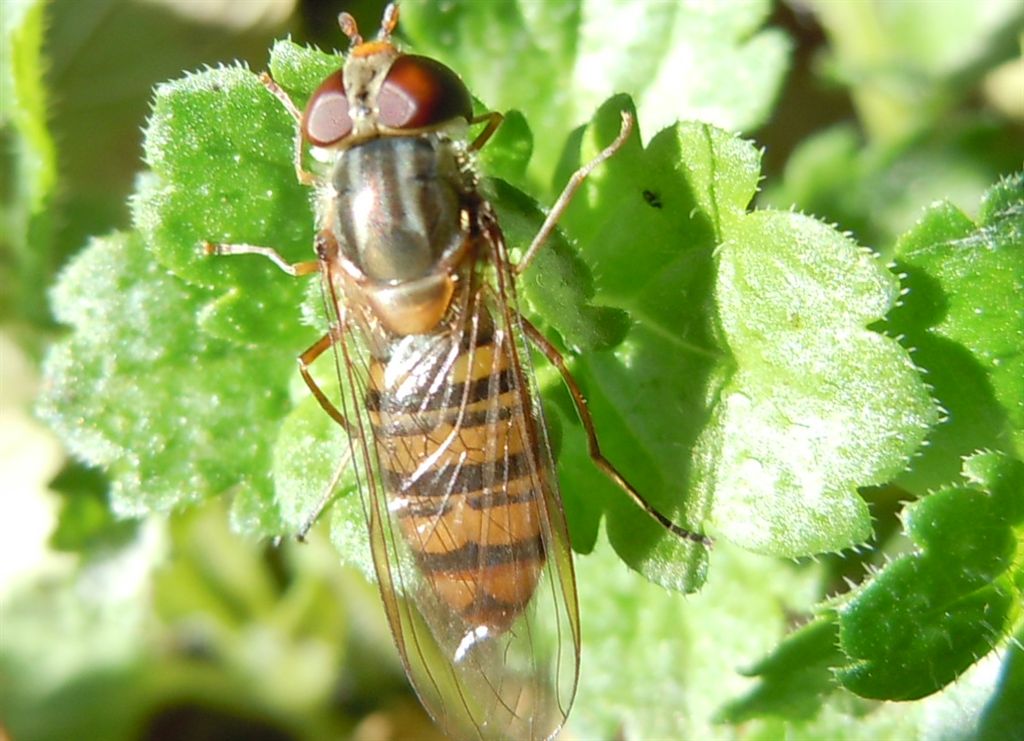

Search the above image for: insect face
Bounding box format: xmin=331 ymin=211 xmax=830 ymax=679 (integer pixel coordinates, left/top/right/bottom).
xmin=301 ymin=45 xmax=473 ymax=146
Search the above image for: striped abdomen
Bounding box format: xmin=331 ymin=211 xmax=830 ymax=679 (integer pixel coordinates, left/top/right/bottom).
xmin=367 ymin=321 xmax=547 ymax=632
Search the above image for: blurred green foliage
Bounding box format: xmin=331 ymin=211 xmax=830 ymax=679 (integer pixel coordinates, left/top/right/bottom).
xmin=2 ymin=0 xmax=1022 ymax=739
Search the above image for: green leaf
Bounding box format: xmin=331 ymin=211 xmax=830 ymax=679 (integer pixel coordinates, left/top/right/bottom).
xmin=475 ymin=109 xmax=533 ymax=189
xmin=270 ymin=391 xmax=373 ymax=580
xmin=2 ymin=0 xmax=299 ymax=342
xmin=888 ymin=171 xmax=1024 ymax=494
xmin=267 ymin=37 xmax=344 ymax=90
xmin=719 ymin=618 xmax=843 ymax=723
xmin=487 ymin=177 xmax=631 ymax=353
xmin=37 ymin=232 xmax=292 ymax=520
xmin=1 ymin=0 xmax=58 ymax=332
xmin=548 ymin=99 xmax=936 ymax=569
xmin=135 ymin=65 xmax=312 ymax=346
xmin=836 ymin=451 xmax=1024 ymax=700
xmin=399 ymin=0 xmax=790 ymax=184
xmin=23 ymin=7 xmax=1024 ymax=738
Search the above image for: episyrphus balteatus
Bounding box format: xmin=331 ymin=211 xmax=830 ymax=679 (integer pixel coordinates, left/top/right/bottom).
xmin=204 ymin=5 xmax=710 ymax=739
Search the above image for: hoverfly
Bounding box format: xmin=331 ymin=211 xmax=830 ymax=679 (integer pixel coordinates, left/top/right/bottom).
xmin=204 ymin=5 xmax=710 ymax=739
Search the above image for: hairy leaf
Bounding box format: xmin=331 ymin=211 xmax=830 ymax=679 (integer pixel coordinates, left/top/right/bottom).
xmin=548 ymin=98 xmax=935 ymax=571
xmin=37 ymin=232 xmax=291 ymax=520
xmin=837 ymin=451 xmax=1024 ymax=700
xmin=719 ymin=618 xmax=843 ymax=723
xmin=136 ymin=65 xmax=311 ymax=346
xmin=888 ymin=171 xmax=1024 ymax=494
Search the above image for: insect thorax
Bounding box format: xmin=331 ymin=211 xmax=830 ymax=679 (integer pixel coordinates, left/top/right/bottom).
xmin=331 ymin=135 xmax=475 ymax=280
xmin=327 ymin=134 xmax=478 ymax=336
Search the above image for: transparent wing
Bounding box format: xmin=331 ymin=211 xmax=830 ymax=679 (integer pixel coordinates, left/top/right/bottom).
xmin=323 ymin=223 xmax=579 ymax=741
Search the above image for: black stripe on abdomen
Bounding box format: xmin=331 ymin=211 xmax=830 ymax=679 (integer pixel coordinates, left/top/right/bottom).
xmin=366 ymin=368 xmax=514 ymax=412
xmin=371 ymin=405 xmax=515 ymax=438
xmin=415 ymin=534 xmax=545 ymax=574
xmin=381 ymin=450 xmax=533 ymax=494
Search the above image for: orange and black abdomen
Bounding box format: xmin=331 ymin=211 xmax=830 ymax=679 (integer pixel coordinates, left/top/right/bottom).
xmin=367 ymin=318 xmax=547 ymax=633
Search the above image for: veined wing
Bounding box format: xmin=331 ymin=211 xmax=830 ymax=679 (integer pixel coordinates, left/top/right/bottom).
xmin=323 ymin=224 xmax=580 ymax=741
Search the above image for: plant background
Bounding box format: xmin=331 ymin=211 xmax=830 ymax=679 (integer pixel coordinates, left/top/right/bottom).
xmin=1 ymin=0 xmax=1022 ymax=739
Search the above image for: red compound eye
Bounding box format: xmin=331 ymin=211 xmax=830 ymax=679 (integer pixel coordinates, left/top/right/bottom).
xmin=377 ymin=55 xmax=473 ymax=130
xmin=301 ymin=69 xmax=352 ymax=146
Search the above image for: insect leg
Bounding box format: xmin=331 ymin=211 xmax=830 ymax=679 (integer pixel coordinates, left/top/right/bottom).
xmin=202 ymin=241 xmax=321 ymax=277
xmin=258 ymin=72 xmax=315 ymax=186
xmin=291 ymin=327 xmax=362 ymax=540
xmin=520 ymin=317 xmax=712 ymax=547
xmin=469 ymin=111 xmax=504 ymax=152
xmin=296 ymin=443 xmax=354 ymax=542
xmin=298 ymin=330 xmax=353 ymax=431
xmin=514 ymin=111 xmax=633 ymax=275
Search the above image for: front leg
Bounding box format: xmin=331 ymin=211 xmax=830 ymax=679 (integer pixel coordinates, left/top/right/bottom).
xmin=201 ymin=241 xmax=321 ymax=277
xmin=515 ymin=112 xmax=633 ymax=275
xmin=258 ymin=72 xmax=316 ymax=186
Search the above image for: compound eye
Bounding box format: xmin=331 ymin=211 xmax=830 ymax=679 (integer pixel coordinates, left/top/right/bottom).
xmin=378 ymin=55 xmax=473 ymax=130
xmin=301 ymin=69 xmax=352 ymax=146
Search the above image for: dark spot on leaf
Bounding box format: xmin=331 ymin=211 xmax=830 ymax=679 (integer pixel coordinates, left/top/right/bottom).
xmin=642 ymin=189 xmax=662 ymax=209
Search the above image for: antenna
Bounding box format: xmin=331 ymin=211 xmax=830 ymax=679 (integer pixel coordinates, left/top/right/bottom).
xmin=338 ymin=12 xmax=362 ymax=47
